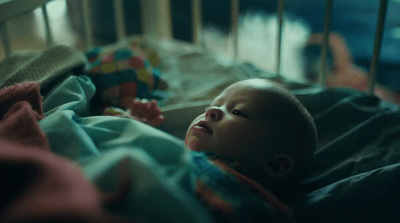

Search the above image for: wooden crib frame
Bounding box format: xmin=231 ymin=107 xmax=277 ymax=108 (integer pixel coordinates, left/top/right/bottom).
xmin=0 ymin=0 xmax=390 ymax=94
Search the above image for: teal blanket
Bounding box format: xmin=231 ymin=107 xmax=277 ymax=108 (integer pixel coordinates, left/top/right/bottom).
xmin=39 ymin=75 xmax=292 ymax=223
xmin=40 ymin=75 xmax=205 ymax=222
xmin=38 ymin=75 xmax=400 ymax=223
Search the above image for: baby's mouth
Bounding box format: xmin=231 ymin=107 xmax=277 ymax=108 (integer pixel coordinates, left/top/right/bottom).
xmin=195 ymin=121 xmax=213 ymax=134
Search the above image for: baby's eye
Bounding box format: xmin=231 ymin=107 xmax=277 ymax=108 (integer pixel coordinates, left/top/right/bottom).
xmin=232 ymin=109 xmax=249 ymax=118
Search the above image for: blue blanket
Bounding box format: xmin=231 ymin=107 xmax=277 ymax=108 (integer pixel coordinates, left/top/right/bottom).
xmin=39 ymin=75 xmax=292 ymax=223
xmin=37 ymin=75 xmax=400 ymax=223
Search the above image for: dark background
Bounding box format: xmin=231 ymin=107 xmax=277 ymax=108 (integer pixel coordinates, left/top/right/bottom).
xmin=67 ymin=0 xmax=400 ymax=90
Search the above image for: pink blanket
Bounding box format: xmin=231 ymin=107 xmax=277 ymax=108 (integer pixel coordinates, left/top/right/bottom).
xmin=0 ymin=83 xmax=130 ymax=223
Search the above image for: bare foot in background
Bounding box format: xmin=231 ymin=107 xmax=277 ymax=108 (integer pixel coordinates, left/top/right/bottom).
xmin=305 ymin=33 xmax=400 ymax=104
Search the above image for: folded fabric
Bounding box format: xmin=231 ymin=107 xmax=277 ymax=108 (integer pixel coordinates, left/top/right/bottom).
xmin=0 ymin=96 xmax=130 ymax=223
xmin=0 ymin=82 xmax=43 ymax=119
xmin=0 ymin=45 xmax=87 ymax=95
xmin=0 ymin=102 xmax=47 ymax=148
xmin=39 ymin=75 xmax=292 ymax=223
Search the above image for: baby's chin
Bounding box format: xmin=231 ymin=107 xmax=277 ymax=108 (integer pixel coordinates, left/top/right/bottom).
xmin=185 ymin=141 xmax=202 ymax=152
xmin=185 ymin=137 xmax=210 ymax=152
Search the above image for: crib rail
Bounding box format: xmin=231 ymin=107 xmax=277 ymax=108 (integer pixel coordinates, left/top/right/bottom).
xmin=319 ymin=0 xmax=333 ymax=86
xmin=368 ymin=0 xmax=388 ymax=94
xmin=0 ymin=0 xmax=53 ymax=57
xmin=0 ymin=0 xmax=390 ymax=96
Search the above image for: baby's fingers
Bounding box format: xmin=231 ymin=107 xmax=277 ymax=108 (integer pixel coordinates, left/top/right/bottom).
xmin=148 ymin=100 xmax=162 ymax=116
xmin=130 ymin=98 xmax=149 ymax=117
xmin=147 ymin=115 xmax=165 ymax=127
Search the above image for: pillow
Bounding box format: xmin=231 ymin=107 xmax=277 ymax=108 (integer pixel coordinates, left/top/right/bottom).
xmin=86 ymin=42 xmax=168 ymax=113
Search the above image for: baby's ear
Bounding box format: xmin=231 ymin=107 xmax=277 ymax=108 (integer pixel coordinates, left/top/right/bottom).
xmin=262 ymin=154 xmax=294 ymax=178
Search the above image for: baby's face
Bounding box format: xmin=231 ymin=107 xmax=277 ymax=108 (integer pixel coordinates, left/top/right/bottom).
xmin=185 ymin=79 xmax=281 ymax=168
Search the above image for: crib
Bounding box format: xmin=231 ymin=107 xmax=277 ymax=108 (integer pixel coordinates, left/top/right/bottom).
xmin=1 ymin=0 xmax=399 ymax=223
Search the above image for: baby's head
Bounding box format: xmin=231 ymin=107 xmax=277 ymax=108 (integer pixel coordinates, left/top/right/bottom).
xmin=185 ymin=78 xmax=317 ymax=192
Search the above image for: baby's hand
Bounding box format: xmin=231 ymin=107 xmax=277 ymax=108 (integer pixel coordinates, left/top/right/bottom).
xmin=129 ymin=99 xmax=164 ymax=127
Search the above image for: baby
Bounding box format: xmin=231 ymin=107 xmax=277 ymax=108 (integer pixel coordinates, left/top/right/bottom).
xmin=127 ymin=78 xmax=317 ymax=194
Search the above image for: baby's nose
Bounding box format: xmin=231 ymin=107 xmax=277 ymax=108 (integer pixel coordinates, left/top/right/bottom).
xmin=205 ymin=106 xmax=223 ymax=121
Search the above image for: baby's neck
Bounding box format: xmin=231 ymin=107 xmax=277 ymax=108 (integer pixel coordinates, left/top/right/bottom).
xmin=204 ymin=152 xmax=248 ymax=174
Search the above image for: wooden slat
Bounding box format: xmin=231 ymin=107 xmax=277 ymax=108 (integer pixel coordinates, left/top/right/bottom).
xmin=156 ymin=0 xmax=172 ymax=39
xmin=368 ymin=0 xmax=388 ymax=93
xmin=276 ymin=0 xmax=284 ymax=77
xmin=113 ymin=0 xmax=126 ymax=40
xmin=231 ymin=0 xmax=239 ymax=58
xmin=81 ymin=0 xmax=93 ymax=50
xmin=140 ymin=0 xmax=149 ymax=35
xmin=140 ymin=0 xmax=172 ymax=39
xmin=41 ymin=5 xmax=54 ymax=48
xmin=0 ymin=0 xmax=51 ymax=23
xmin=319 ymin=0 xmax=333 ymax=85
xmin=0 ymin=22 xmax=12 ymax=57
xmin=191 ymin=0 xmax=202 ymax=45
xmin=0 ymin=0 xmax=52 ymax=56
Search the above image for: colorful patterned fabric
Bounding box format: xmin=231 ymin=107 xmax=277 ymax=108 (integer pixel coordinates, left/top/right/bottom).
xmin=85 ymin=43 xmax=166 ymax=113
xmin=189 ymin=152 xmax=294 ymax=223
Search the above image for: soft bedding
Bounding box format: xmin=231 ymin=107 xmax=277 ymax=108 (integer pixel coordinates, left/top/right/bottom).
xmin=291 ymin=88 xmax=400 ymax=222
xmin=1 ymin=74 xmax=293 ymax=222
xmin=1 ymin=40 xmax=400 ymax=223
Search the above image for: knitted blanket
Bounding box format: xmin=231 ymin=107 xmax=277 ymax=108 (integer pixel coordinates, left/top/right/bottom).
xmin=85 ymin=41 xmax=168 ymax=113
xmin=0 ymin=45 xmax=87 ymax=95
xmin=189 ymin=152 xmax=293 ymax=223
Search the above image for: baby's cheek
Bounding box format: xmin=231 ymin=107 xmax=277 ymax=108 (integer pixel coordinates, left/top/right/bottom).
xmin=184 ymin=131 xmax=193 ymax=148
xmin=221 ymin=124 xmax=260 ymax=150
xmin=223 ymin=122 xmax=252 ymax=137
xmin=184 ymin=133 xmax=191 ymax=146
